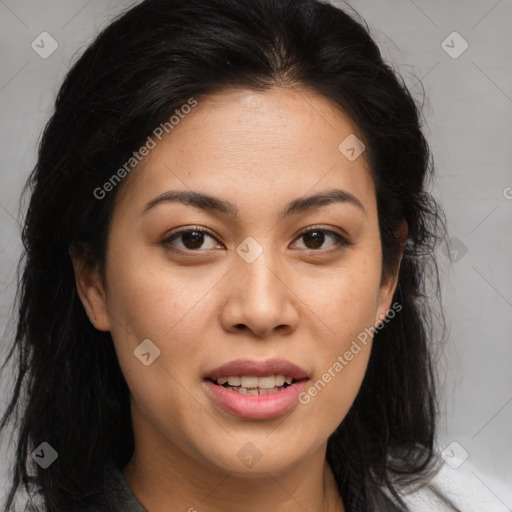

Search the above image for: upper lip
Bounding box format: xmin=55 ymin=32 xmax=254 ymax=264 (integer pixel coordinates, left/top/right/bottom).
xmin=204 ymin=359 xmax=309 ymax=381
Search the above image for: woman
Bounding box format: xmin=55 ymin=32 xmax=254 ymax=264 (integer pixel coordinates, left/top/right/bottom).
xmin=0 ymin=0 xmax=457 ymax=510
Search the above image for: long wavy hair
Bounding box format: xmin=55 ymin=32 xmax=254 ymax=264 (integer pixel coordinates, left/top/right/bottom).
xmin=1 ymin=0 xmax=454 ymax=510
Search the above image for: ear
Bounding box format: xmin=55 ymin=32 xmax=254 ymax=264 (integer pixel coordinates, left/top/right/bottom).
xmin=69 ymin=246 xmax=111 ymax=331
xmin=375 ymin=221 xmax=408 ymax=326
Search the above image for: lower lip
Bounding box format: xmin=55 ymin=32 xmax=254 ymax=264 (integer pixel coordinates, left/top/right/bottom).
xmin=203 ymin=379 xmax=308 ymax=420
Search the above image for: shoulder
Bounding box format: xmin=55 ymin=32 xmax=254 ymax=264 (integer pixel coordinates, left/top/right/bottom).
xmin=397 ymin=457 xmax=510 ymax=512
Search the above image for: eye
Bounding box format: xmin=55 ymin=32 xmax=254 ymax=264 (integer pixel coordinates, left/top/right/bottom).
xmin=291 ymin=227 xmax=352 ymax=252
xmin=161 ymin=226 xmax=352 ymax=254
xmin=161 ymin=227 xmax=223 ymax=252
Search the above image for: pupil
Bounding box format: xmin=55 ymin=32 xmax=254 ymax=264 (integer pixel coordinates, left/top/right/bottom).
xmin=182 ymin=231 xmax=204 ymax=249
xmin=304 ymin=230 xmax=324 ymax=249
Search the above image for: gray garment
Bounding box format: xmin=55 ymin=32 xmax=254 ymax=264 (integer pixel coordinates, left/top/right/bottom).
xmin=22 ymin=466 xmax=148 ymax=512
xmin=102 ymin=465 xmax=147 ymax=512
xmin=58 ymin=462 xmax=406 ymax=512
xmin=82 ymin=462 xmax=388 ymax=512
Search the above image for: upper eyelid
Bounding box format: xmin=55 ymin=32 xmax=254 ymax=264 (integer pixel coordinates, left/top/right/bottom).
xmin=163 ymin=226 xmax=217 ymax=240
xmin=163 ymin=225 xmax=349 ymax=247
xmin=294 ymin=225 xmax=347 ymax=238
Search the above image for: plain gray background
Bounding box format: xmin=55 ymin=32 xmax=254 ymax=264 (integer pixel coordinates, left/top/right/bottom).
xmin=0 ymin=0 xmax=511 ymax=510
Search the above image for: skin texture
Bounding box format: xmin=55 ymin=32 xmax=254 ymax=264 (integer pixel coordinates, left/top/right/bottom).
xmin=72 ymin=86 xmax=406 ymax=512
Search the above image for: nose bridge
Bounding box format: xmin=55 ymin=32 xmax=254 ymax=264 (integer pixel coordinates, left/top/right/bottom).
xmin=235 ymin=238 xmax=284 ymax=307
xmin=220 ymin=236 xmax=298 ymax=336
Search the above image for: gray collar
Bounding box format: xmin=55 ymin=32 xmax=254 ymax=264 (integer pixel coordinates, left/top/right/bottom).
xmin=103 ymin=465 xmax=148 ymax=512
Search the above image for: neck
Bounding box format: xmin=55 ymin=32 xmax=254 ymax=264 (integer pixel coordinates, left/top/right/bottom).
xmin=122 ymin=439 xmax=345 ymax=512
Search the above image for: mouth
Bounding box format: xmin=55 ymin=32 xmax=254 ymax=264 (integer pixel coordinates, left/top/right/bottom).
xmin=209 ymin=374 xmax=302 ymax=395
xmin=203 ymin=359 xmax=309 ymax=420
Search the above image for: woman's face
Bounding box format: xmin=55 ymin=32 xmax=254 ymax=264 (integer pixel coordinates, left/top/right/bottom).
xmin=75 ymin=86 xmax=401 ymax=477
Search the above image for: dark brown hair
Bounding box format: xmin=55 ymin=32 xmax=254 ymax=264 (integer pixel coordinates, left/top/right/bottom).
xmin=1 ymin=1 xmax=453 ymax=510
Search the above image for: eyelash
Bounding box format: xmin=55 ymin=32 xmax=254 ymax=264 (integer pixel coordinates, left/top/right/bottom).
xmin=160 ymin=225 xmax=353 ymax=254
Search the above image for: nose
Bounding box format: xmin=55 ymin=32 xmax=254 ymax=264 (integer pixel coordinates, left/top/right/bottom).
xmin=218 ymin=246 xmax=300 ymax=339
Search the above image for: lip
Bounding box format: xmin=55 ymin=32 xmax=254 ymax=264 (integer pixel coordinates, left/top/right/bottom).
xmin=204 ymin=358 xmax=309 ymax=381
xmin=203 ymin=358 xmax=309 ymax=420
xmin=203 ymin=379 xmax=308 ymax=420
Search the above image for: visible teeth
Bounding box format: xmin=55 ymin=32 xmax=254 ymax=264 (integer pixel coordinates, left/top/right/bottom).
xmin=215 ymin=374 xmax=294 ymax=388
xmin=240 ymin=376 xmax=259 ymax=388
xmin=223 ymin=385 xmax=286 ymax=395
xmin=258 ymin=375 xmax=276 ymax=389
xmin=275 ymin=375 xmax=286 ymax=386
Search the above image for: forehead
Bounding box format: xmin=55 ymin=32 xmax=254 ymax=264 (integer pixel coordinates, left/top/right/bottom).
xmin=114 ymin=86 xmax=375 ymax=217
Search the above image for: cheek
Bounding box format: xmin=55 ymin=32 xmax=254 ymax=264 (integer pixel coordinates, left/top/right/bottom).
xmin=298 ymin=348 xmax=372 ymax=440
xmin=104 ymin=245 xmax=222 ymax=377
xmin=104 ymin=258 xmax=218 ymax=446
xmin=296 ymin=309 xmax=374 ymax=439
xmin=300 ymin=253 xmax=382 ymax=340
xmin=293 ymin=256 xmax=380 ymax=430
xmin=123 ymin=361 xmax=206 ymax=430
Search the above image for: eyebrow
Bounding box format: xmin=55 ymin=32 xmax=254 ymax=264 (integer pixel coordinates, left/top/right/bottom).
xmin=142 ymin=188 xmax=366 ymax=218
